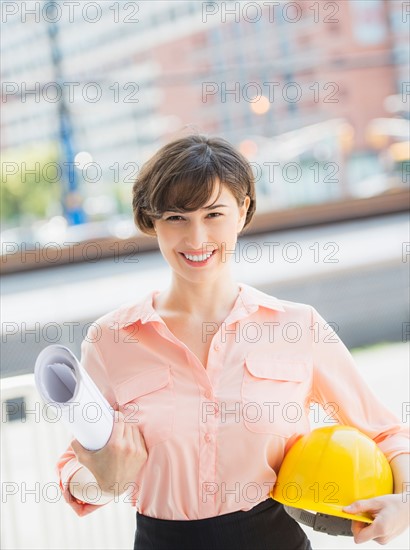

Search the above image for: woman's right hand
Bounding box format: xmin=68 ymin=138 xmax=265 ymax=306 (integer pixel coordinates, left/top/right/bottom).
xmin=71 ymin=410 xmax=148 ymax=497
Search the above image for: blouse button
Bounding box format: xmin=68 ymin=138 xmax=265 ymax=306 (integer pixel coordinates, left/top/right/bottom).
xmin=214 ymin=344 xmax=220 ymax=351
xmin=204 ymin=433 xmax=212 ymax=443
xmin=204 ymin=390 xmax=212 ymax=399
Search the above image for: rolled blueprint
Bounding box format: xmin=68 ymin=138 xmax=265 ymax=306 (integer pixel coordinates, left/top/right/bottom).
xmin=34 ymin=345 xmax=114 ymax=451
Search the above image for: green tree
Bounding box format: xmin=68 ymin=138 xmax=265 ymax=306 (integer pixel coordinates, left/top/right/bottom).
xmin=1 ymin=147 xmax=62 ymax=225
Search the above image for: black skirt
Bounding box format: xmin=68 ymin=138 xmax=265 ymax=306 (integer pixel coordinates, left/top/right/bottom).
xmin=134 ymin=498 xmax=313 ymax=550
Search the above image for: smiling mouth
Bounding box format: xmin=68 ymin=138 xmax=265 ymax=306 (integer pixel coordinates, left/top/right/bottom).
xmin=179 ymin=249 xmax=217 ymax=265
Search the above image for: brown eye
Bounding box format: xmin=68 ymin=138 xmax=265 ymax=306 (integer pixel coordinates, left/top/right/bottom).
xmin=166 ymin=215 xmax=184 ymax=222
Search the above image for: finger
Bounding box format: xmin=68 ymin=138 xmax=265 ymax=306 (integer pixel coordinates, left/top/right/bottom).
xmin=353 ymin=517 xmax=384 ymax=544
xmin=374 ymin=535 xmax=390 ymax=545
xmin=110 ymin=410 xmax=126 ymax=442
xmin=355 ymin=527 xmax=377 ymax=544
xmin=343 ymin=498 xmax=381 ymax=517
xmin=350 ymin=520 xmax=372 ymax=543
xmin=131 ymin=424 xmax=148 ymax=454
xmin=122 ymin=413 xmax=141 ymax=447
xmin=71 ymin=438 xmax=85 ymax=458
xmin=350 ymin=519 xmax=367 ymax=536
xmin=71 ymin=438 xmax=93 ymax=467
xmin=124 ymin=419 xmax=146 ymax=457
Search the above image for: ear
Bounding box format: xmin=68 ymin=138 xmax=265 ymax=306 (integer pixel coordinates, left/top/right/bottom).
xmin=237 ymin=195 xmax=251 ymax=233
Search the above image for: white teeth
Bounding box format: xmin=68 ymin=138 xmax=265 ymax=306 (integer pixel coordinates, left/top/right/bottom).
xmin=183 ymin=252 xmax=213 ymax=262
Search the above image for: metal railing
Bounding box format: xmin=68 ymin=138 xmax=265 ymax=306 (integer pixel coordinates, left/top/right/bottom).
xmin=1 ymin=375 xmax=136 ymax=550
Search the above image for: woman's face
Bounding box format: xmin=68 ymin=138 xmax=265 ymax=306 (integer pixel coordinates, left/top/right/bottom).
xmin=153 ymin=183 xmax=250 ymax=284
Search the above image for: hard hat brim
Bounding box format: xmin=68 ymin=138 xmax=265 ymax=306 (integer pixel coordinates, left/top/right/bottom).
xmin=270 ymin=490 xmax=373 ymax=524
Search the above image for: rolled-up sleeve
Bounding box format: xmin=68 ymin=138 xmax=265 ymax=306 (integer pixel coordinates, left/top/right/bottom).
xmin=310 ymin=306 xmax=410 ymax=462
xmin=56 ymin=323 xmax=116 ymax=516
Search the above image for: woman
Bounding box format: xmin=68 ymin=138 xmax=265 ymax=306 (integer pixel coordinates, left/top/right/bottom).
xmin=57 ymin=135 xmax=410 ymax=549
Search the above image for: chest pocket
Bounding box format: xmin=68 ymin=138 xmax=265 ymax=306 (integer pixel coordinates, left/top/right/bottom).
xmin=116 ymin=366 xmax=174 ymax=448
xmin=241 ymin=355 xmax=309 ymax=437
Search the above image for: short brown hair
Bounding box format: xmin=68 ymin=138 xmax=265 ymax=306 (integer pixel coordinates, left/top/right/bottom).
xmin=132 ymin=135 xmax=256 ymax=235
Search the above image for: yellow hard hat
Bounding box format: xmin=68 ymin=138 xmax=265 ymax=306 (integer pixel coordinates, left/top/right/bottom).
xmin=271 ymin=425 xmax=393 ymax=535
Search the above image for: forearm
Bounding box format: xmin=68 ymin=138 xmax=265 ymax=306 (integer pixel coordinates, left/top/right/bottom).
xmin=390 ymin=453 xmax=410 ymax=495
xmin=69 ymin=466 xmax=115 ymax=505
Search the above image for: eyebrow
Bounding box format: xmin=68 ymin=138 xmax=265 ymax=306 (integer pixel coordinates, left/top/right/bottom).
xmin=203 ymin=203 xmax=228 ymax=210
xmin=165 ymin=204 xmax=228 ymax=213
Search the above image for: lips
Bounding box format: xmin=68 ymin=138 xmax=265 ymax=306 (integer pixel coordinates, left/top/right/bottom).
xmin=180 ymin=248 xmax=217 ymax=257
xmin=179 ymin=249 xmax=217 ymax=266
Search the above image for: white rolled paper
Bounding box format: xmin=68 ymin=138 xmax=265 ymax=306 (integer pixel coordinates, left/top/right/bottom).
xmin=34 ymin=345 xmax=114 ymax=451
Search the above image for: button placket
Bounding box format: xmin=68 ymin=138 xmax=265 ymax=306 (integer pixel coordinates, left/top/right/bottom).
xmin=199 ymin=405 xmax=217 ymax=516
xmin=198 ymin=331 xmax=229 ymax=516
xmin=205 ymin=340 xmax=221 ymax=376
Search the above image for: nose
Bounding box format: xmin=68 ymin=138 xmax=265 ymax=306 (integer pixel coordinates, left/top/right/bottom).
xmin=184 ymin=219 xmax=209 ymax=250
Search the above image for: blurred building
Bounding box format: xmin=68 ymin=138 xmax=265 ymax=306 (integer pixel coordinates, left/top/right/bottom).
xmin=1 ymin=0 xmax=409 ymax=226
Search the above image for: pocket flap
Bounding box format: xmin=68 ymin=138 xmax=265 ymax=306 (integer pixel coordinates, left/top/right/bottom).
xmin=245 ymin=356 xmax=307 ymax=382
xmin=116 ymin=366 xmax=171 ymax=404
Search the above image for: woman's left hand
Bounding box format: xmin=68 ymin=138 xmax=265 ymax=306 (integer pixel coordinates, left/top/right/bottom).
xmin=342 ymin=494 xmax=410 ymax=545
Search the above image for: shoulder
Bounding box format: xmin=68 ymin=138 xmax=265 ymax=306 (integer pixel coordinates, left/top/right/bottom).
xmin=85 ymin=290 xmax=156 ymax=336
xmin=240 ymin=282 xmax=314 ymax=318
xmin=277 ymin=297 xmax=316 ymax=318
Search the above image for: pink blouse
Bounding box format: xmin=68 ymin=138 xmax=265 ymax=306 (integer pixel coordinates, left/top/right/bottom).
xmin=56 ymin=283 xmax=410 ymax=519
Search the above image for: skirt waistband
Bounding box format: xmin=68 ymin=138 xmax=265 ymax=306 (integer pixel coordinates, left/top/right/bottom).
xmin=137 ymin=497 xmax=276 ymax=526
xmin=134 ymin=499 xmax=313 ymax=550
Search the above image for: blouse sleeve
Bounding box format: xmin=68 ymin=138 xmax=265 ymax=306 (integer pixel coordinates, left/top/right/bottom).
xmin=55 ymin=323 xmax=117 ymax=516
xmin=310 ymin=306 xmax=410 ymax=463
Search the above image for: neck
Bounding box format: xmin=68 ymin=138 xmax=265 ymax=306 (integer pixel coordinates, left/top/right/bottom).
xmin=156 ymin=276 xmax=241 ymax=320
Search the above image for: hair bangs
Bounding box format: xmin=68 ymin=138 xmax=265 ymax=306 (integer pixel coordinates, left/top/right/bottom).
xmin=151 ymin=158 xmax=223 ymax=216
